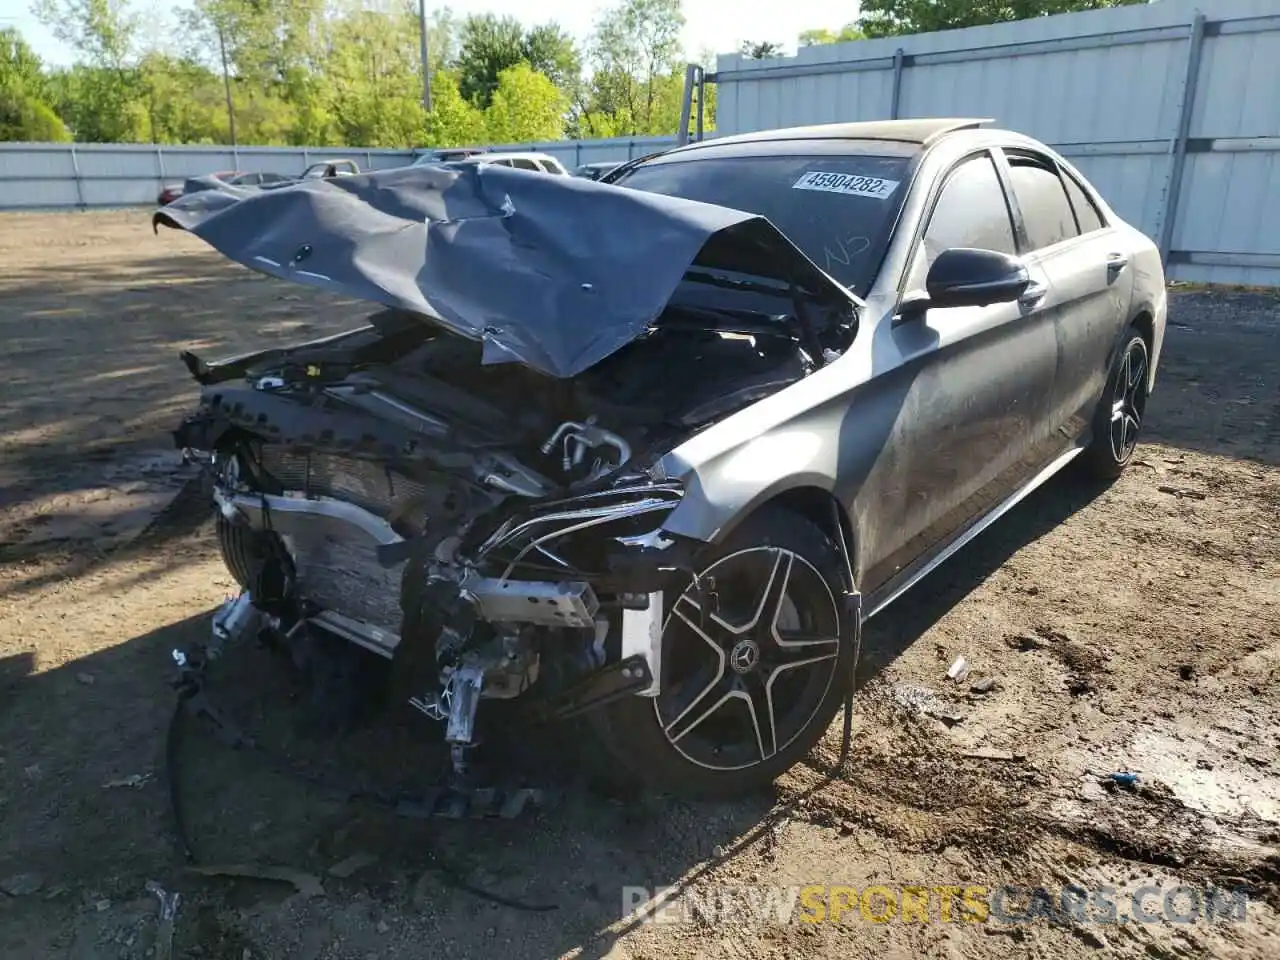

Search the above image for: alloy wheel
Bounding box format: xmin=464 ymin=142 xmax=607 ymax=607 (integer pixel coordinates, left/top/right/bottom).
xmin=1110 ymin=337 xmax=1149 ymax=464
xmin=653 ymin=547 xmax=842 ymax=772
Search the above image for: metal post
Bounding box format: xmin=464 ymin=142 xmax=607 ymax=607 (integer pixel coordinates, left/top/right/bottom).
xmin=695 ymin=67 xmax=705 ymax=141
xmin=676 ymin=63 xmax=697 ymax=146
xmin=217 ymin=24 xmax=237 ymax=151
xmin=418 ymin=0 xmax=433 ymax=113
xmin=68 ymin=143 xmax=86 ymax=209
xmin=889 ymin=48 xmax=906 ymax=119
xmin=1158 ymin=13 xmax=1207 ymax=264
xmin=156 ymin=143 xmax=165 ymax=197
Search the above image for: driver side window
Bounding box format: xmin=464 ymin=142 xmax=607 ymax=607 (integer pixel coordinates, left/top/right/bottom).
xmin=908 ymin=154 xmax=1017 ymax=290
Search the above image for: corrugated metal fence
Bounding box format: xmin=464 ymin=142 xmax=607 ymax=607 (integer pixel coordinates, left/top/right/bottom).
xmin=1 ymin=0 xmax=1277 ymax=285
xmin=0 ymin=136 xmax=676 ymax=211
xmin=712 ymin=0 xmax=1280 ymax=286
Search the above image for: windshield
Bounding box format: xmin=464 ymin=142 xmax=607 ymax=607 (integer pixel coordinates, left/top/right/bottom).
xmin=613 ymin=153 xmax=911 ymax=294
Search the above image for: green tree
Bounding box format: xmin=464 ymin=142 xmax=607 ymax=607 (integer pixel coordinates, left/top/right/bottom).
xmin=184 ymin=0 xmax=327 ymax=143
xmin=797 ymin=24 xmax=866 ymax=46
xmin=423 ymin=69 xmax=486 ymax=146
xmin=857 ymin=0 xmax=1148 ymax=38
xmin=740 ymin=40 xmax=784 ymax=59
xmin=0 ymin=27 xmax=48 ymax=100
xmin=583 ymin=0 xmax=685 ymax=137
xmin=324 ymin=5 xmax=425 ymax=147
xmin=33 ymin=0 xmax=142 ymax=140
xmin=484 ymin=62 xmax=565 ymax=143
xmin=455 ymin=13 xmax=579 ymax=107
xmin=0 ymin=96 xmax=71 ymax=141
xmin=0 ymin=28 xmax=71 ymax=141
xmin=520 ymin=23 xmax=581 ymax=92
xmin=135 ymin=52 xmax=226 ymax=143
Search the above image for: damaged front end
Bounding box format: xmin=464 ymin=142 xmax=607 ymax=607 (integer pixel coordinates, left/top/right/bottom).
xmin=160 ymin=161 xmax=859 ymax=774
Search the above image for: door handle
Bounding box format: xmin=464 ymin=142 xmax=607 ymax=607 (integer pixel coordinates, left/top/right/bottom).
xmin=1018 ymin=281 xmax=1048 ymax=306
xmin=1106 ymin=252 xmax=1130 ymax=273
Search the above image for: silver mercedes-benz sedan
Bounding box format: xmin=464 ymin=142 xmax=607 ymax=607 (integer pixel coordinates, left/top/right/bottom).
xmin=158 ymin=117 xmax=1165 ymax=800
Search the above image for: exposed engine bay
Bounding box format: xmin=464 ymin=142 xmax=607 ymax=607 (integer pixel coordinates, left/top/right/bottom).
xmin=158 ymin=160 xmax=860 ymax=776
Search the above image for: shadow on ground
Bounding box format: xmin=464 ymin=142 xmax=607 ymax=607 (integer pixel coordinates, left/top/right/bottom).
xmin=2 ymin=214 xmax=1278 ymax=958
xmin=0 ymin=462 xmax=1109 ymax=959
xmin=0 ymin=241 xmax=361 ymax=513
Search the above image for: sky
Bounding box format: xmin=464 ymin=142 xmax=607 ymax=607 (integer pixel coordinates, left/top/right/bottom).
xmin=3 ymin=0 xmax=862 ymax=67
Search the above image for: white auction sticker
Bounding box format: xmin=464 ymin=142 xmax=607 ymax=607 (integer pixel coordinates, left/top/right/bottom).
xmin=792 ymin=171 xmax=900 ymax=199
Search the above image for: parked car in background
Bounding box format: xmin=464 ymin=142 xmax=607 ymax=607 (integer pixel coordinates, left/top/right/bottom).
xmin=409 ymin=150 xmax=566 ymax=175
xmin=412 ymin=147 xmax=488 ymax=165
xmin=572 ymin=160 xmax=623 ymax=181
xmin=301 ymin=159 xmax=361 ymax=180
xmin=466 ymin=151 xmax=569 ymax=175
xmin=156 ymin=117 xmax=1165 ymax=798
xmin=156 ymin=163 xmax=353 ymax=208
xmin=157 ymin=170 xmax=291 ymax=206
xmin=232 ymin=171 xmax=293 ymax=187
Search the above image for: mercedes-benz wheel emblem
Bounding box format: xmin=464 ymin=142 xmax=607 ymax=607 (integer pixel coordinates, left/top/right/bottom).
xmin=729 ymin=638 xmax=761 ymax=674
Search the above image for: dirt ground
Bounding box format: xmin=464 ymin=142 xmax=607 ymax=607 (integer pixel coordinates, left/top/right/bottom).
xmin=0 ymin=209 xmax=1277 ymax=960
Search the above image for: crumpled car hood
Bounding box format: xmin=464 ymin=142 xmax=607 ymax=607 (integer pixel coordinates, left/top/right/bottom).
xmin=154 ymin=161 xmax=855 ymax=379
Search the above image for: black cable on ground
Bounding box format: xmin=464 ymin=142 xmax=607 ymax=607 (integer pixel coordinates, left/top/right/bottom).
xmin=163 ymin=672 xmax=558 ymax=913
xmin=166 ymin=687 xmax=198 ymax=864
xmin=839 ymin=654 xmax=856 ymax=772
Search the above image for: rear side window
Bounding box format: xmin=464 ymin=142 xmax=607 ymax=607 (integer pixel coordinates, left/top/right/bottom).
xmin=1062 ymin=171 xmax=1106 ymax=233
xmin=1007 ymin=155 xmax=1079 ymax=251
xmin=921 ymin=154 xmax=1018 ymax=269
xmin=509 ymin=158 xmax=540 ymax=171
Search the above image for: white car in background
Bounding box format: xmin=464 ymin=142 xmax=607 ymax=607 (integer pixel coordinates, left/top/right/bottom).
xmin=409 ymin=150 xmax=569 ymax=175
xmin=463 ymin=152 xmax=569 ymax=175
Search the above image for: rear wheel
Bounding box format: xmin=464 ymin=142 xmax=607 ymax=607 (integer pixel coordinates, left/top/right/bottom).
xmin=1082 ymin=326 xmax=1149 ymax=480
xmin=589 ymin=505 xmax=856 ymax=798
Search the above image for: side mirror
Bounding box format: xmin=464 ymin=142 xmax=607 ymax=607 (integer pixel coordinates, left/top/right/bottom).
xmin=925 ymin=247 xmax=1031 ymax=309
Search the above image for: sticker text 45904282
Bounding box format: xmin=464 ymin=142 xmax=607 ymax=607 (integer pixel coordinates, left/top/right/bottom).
xmin=792 ymin=171 xmax=900 ymax=200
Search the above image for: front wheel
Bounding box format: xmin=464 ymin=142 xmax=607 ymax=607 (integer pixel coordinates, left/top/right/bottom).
xmin=588 ymin=505 xmax=856 ymax=799
xmin=1082 ymin=326 xmax=1150 ymax=480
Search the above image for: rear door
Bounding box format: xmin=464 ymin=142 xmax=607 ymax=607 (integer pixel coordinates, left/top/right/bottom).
xmin=861 ymin=150 xmax=1061 ymax=591
xmin=996 ymin=148 xmax=1135 ymax=440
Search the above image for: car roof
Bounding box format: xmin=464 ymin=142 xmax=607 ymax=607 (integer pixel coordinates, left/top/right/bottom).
xmin=475 ymin=151 xmax=562 ymax=163
xmin=666 ymin=118 xmax=994 ymax=156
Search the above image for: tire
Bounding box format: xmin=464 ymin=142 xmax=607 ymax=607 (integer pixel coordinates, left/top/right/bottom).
xmin=1082 ymin=326 xmax=1150 ymax=481
xmin=216 ymin=514 xmax=267 ymax=590
xmin=588 ymin=504 xmax=856 ymax=799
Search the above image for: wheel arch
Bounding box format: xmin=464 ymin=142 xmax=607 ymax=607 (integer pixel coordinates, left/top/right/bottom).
xmin=1130 ymin=309 xmax=1155 ymax=354
xmin=1100 ymin=306 xmax=1156 ymax=396
xmin=746 ymin=486 xmax=859 ymax=593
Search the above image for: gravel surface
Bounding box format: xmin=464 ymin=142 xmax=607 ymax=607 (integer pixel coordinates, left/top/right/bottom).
xmin=0 ymin=211 xmax=1277 ymax=960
